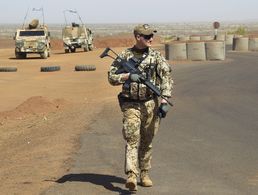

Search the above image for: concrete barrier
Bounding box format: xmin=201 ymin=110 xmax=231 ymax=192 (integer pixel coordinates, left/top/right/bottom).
xmin=216 ymin=34 xmax=226 ymax=41
xmin=187 ymin=42 xmax=206 ymax=61
xmin=233 ymin=37 xmax=249 ymax=51
xmin=249 ymin=38 xmax=258 ymax=51
xmin=190 ymin=36 xmax=201 ymax=41
xmin=200 ymin=35 xmax=214 ymax=41
xmin=165 ymin=42 xmax=187 ymax=60
xmin=234 ymin=34 xmax=243 ymax=38
xmin=225 ymin=34 xmax=234 ymax=45
xmin=178 ymin=36 xmax=190 ymax=41
xmin=205 ymin=41 xmax=225 ymax=60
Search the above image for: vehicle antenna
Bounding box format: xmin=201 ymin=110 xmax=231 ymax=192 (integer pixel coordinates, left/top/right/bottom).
xmin=32 ymin=7 xmax=44 ymax=26
xmin=22 ymin=7 xmax=30 ymax=29
xmin=63 ymin=10 xmax=68 ymax=26
xmin=42 ymin=7 xmax=45 ymax=26
xmin=75 ymin=10 xmax=84 ymax=25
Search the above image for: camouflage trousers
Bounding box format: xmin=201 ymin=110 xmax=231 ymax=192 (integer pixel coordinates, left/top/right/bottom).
xmin=120 ymin=98 xmax=160 ymax=176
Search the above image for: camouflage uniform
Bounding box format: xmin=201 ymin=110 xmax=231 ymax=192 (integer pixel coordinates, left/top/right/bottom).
xmin=108 ymin=47 xmax=173 ymax=176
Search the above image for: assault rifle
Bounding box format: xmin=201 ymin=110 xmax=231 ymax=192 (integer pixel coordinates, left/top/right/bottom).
xmin=100 ymin=47 xmax=173 ymax=107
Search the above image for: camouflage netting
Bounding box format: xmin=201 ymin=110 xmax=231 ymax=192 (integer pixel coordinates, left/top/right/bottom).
xmin=28 ymin=19 xmax=39 ymax=29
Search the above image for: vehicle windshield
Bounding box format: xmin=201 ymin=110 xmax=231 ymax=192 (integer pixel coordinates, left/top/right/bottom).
xmin=19 ymin=31 xmax=45 ymax=36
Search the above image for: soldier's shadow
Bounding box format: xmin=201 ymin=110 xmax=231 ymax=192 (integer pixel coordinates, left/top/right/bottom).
xmin=56 ymin=173 xmax=133 ymax=195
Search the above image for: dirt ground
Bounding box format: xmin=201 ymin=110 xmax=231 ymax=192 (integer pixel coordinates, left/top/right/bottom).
xmin=0 ymin=35 xmax=166 ymax=194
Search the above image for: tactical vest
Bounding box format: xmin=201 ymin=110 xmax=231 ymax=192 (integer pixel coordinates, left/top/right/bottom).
xmin=121 ymin=49 xmax=161 ymax=100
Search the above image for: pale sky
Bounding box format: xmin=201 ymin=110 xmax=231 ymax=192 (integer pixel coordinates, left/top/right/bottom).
xmin=1 ymin=0 xmax=258 ymax=24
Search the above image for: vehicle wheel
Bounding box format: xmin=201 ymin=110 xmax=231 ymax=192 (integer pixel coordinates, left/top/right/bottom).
xmin=88 ymin=44 xmax=94 ymax=51
xmin=75 ymin=65 xmax=96 ymax=71
xmin=15 ymin=51 xmax=21 ymax=59
xmin=0 ymin=66 xmax=17 ymax=72
xmin=70 ymin=48 xmax=76 ymax=53
xmin=65 ymin=49 xmax=69 ymax=53
xmin=40 ymin=66 xmax=60 ymax=72
xmin=15 ymin=52 xmax=26 ymax=59
xmin=48 ymin=50 xmax=51 ymax=57
xmin=40 ymin=49 xmax=48 ymax=59
xmin=83 ymin=45 xmax=89 ymax=52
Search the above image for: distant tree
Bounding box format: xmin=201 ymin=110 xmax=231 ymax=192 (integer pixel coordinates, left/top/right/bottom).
xmin=228 ymin=26 xmax=247 ymax=35
xmin=163 ymin=35 xmax=177 ymax=43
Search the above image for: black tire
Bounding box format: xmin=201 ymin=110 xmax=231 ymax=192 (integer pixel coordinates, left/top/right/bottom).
xmin=83 ymin=45 xmax=89 ymax=52
xmin=15 ymin=51 xmax=22 ymax=59
xmin=75 ymin=65 xmax=96 ymax=71
xmin=40 ymin=49 xmax=48 ymax=59
xmin=22 ymin=53 xmax=27 ymax=59
xmin=0 ymin=67 xmax=17 ymax=72
xmin=40 ymin=66 xmax=60 ymax=72
xmin=88 ymin=44 xmax=94 ymax=51
xmin=48 ymin=50 xmax=51 ymax=57
xmin=15 ymin=52 xmax=26 ymax=59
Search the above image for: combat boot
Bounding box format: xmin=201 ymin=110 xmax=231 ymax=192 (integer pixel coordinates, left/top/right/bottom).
xmin=140 ymin=170 xmax=153 ymax=187
xmin=125 ymin=171 xmax=137 ymax=191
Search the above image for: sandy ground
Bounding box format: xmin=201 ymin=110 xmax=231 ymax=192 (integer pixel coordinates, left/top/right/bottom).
xmin=0 ymin=37 xmax=127 ymax=194
xmin=0 ymin=34 xmax=168 ymax=194
xmin=0 ymin=34 xmax=227 ymax=194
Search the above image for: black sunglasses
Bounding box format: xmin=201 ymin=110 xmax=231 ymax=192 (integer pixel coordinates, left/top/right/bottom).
xmin=141 ymin=34 xmax=154 ymax=40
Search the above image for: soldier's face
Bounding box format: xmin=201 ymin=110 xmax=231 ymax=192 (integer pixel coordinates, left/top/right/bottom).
xmin=136 ymin=34 xmax=153 ymax=48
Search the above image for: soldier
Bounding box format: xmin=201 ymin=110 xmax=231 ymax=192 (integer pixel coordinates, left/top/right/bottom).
xmin=108 ymin=24 xmax=173 ymax=191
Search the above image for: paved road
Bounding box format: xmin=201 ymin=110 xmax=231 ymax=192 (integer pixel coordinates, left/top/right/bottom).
xmin=43 ymin=52 xmax=258 ymax=195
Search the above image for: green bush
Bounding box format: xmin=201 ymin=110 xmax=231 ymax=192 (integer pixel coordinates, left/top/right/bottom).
xmin=163 ymin=35 xmax=177 ymax=43
xmin=228 ymin=26 xmax=247 ymax=35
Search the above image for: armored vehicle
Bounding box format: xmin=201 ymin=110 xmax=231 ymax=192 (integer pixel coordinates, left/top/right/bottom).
xmin=62 ymin=22 xmax=93 ymax=53
xmin=62 ymin=9 xmax=93 ymax=53
xmin=14 ymin=19 xmax=51 ymax=59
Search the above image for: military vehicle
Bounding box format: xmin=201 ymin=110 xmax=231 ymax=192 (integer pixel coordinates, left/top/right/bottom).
xmin=14 ymin=19 xmax=51 ymax=59
xmin=62 ymin=10 xmax=93 ymax=53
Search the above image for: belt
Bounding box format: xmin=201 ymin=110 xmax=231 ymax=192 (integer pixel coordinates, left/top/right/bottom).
xmin=118 ymin=94 xmax=155 ymax=103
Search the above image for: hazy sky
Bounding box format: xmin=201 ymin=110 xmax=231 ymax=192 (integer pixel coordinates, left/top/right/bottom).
xmin=1 ymin=0 xmax=258 ymax=24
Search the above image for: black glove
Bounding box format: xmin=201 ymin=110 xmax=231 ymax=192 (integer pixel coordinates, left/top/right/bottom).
xmin=129 ymin=73 xmax=141 ymax=82
xmin=158 ymin=103 xmax=170 ymax=118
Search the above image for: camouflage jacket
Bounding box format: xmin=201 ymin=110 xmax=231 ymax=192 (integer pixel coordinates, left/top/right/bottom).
xmin=108 ymin=47 xmax=173 ymax=100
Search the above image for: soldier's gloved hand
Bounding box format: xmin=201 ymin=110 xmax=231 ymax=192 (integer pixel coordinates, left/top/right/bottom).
xmin=158 ymin=103 xmax=170 ymax=118
xmin=129 ymin=73 xmax=141 ymax=82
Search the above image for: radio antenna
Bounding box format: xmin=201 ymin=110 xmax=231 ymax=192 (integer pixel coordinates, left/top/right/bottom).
xmin=22 ymin=7 xmax=30 ymax=28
